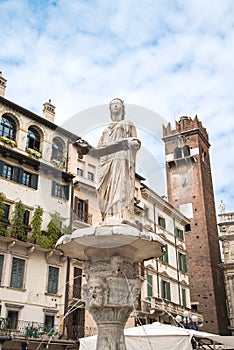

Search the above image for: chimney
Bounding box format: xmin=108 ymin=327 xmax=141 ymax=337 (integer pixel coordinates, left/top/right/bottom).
xmin=0 ymin=71 xmax=7 ymax=97
xmin=43 ymin=99 xmax=55 ymax=123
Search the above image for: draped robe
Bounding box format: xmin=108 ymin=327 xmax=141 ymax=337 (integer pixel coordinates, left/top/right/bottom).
xmin=96 ymin=119 xmax=139 ymax=223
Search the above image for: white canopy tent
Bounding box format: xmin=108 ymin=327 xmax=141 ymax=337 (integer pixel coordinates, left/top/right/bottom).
xmin=79 ymin=322 xmax=234 ymax=350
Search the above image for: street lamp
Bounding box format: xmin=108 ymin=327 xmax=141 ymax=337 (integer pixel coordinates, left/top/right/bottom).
xmin=176 ymin=312 xmax=199 ymax=330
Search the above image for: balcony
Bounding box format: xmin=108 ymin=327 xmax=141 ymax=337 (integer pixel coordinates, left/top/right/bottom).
xmin=0 ymin=318 xmax=59 ymax=338
xmin=73 ymin=212 xmax=92 ymax=229
xmin=138 ymin=297 xmax=203 ymax=324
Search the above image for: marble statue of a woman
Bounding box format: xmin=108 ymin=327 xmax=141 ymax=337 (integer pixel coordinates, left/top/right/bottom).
xmin=77 ymin=98 xmax=141 ymax=224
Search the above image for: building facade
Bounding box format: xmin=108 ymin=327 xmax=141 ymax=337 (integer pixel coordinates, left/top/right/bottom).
xmin=219 ymin=209 xmax=234 ymax=335
xmin=0 ymin=72 xmax=203 ymax=348
xmin=162 ymin=116 xmax=230 ymax=335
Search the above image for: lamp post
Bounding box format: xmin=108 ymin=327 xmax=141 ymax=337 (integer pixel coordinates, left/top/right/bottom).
xmin=176 ymin=312 xmax=199 ymax=330
xmin=183 ymin=310 xmax=190 ymax=329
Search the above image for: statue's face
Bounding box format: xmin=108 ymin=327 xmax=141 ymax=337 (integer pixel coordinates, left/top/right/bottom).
xmin=110 ymin=99 xmax=124 ymax=121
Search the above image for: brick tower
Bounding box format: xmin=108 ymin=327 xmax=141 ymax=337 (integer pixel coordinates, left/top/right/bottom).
xmin=162 ymin=116 xmax=229 ymax=335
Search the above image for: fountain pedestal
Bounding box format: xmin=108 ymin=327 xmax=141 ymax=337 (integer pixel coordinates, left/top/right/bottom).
xmin=56 ymin=224 xmax=165 ymax=350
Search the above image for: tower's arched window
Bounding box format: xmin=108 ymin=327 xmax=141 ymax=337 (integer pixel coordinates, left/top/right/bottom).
xmin=174 ymin=147 xmax=182 ymax=159
xmin=26 ymin=127 xmax=40 ymax=151
xmin=0 ymin=115 xmax=16 ymax=140
xmin=51 ymin=138 xmax=64 ymax=161
xmin=183 ymin=145 xmax=190 ymax=157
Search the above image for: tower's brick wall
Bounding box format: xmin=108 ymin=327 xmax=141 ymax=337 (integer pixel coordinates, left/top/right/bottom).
xmin=162 ymin=116 xmax=230 ymax=335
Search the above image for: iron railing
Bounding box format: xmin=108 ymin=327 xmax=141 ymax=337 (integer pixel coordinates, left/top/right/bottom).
xmin=0 ymin=318 xmax=59 ymax=338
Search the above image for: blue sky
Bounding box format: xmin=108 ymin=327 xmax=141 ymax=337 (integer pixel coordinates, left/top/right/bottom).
xmin=0 ymin=0 xmax=234 ymax=213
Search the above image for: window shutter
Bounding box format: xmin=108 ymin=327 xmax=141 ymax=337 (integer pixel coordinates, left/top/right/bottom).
xmin=48 ymin=266 xmax=59 ymax=294
xmin=183 ymin=254 xmax=187 ymax=273
xmin=13 ymin=167 xmax=20 ymax=182
xmin=74 ymin=196 xmax=78 ymax=214
xmin=182 ymin=288 xmax=186 ymax=306
xmin=0 ymin=160 xmax=4 ymax=177
xmin=63 ymin=185 xmax=69 ymax=201
xmin=180 ymin=230 xmax=184 ymax=240
xmin=32 ymin=174 xmax=38 ymax=190
xmin=147 ymin=274 xmax=153 ymax=298
xmin=23 ymin=210 xmax=30 ymax=226
xmin=161 ymin=280 xmax=165 ymax=299
xmin=51 ymin=180 xmax=56 ymax=196
xmin=164 ymin=245 xmax=169 ymax=264
xmin=0 ymin=254 xmax=4 ymax=284
xmin=166 ymin=282 xmax=171 ymax=301
xmin=10 ymin=258 xmax=25 ymax=289
xmin=84 ymin=200 xmax=89 ymax=222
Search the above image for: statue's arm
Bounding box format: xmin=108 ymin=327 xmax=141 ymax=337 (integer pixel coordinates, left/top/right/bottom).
xmin=76 ymin=138 xmax=140 ymax=158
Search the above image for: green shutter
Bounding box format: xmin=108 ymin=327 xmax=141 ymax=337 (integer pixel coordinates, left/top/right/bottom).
xmin=0 ymin=160 xmax=4 ymax=177
xmin=10 ymin=258 xmax=25 ymax=289
xmin=182 ymin=288 xmax=186 ymax=306
xmin=51 ymin=180 xmax=56 ymax=196
xmin=183 ymin=254 xmax=187 ymax=273
xmin=63 ymin=184 xmax=70 ymax=201
xmin=180 ymin=230 xmax=184 ymax=240
xmin=166 ymin=282 xmax=171 ymax=301
xmin=48 ymin=266 xmax=59 ymax=294
xmin=164 ymin=245 xmax=169 ymax=264
xmin=0 ymin=254 xmax=4 ymax=284
xmin=161 ymin=280 xmax=165 ymax=299
xmin=147 ymin=274 xmax=153 ymax=298
xmin=32 ymin=174 xmax=38 ymax=190
xmin=13 ymin=167 xmax=24 ymax=183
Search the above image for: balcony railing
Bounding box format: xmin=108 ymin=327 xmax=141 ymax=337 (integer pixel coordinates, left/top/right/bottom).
xmin=0 ymin=318 xmax=59 ymax=338
xmin=139 ymin=297 xmax=203 ymax=323
xmin=73 ymin=213 xmax=92 ymax=225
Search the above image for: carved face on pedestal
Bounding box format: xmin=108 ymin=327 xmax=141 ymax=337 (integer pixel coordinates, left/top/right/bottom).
xmin=88 ymin=277 xmax=108 ymax=307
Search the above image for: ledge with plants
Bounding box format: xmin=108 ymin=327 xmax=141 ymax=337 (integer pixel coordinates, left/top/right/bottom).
xmin=0 ymin=136 xmax=17 ymax=148
xmin=26 ymin=147 xmax=42 ymax=159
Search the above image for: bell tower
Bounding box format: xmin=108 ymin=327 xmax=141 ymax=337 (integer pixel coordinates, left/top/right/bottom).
xmin=162 ymin=116 xmax=229 ymax=335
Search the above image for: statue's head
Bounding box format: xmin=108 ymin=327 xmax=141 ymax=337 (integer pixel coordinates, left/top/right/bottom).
xmin=109 ymin=98 xmax=125 ymax=121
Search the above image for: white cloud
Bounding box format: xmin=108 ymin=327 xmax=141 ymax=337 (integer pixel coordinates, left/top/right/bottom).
xmin=0 ymin=0 xmax=234 ymax=210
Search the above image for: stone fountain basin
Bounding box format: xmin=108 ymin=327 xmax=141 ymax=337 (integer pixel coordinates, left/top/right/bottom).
xmin=56 ymin=224 xmax=165 ymax=262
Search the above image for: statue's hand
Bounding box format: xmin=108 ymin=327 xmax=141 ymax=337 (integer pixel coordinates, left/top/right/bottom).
xmin=76 ymin=139 xmax=92 ymax=155
xmin=128 ymin=138 xmax=141 ymax=151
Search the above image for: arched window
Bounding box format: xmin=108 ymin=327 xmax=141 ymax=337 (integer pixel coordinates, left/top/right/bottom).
xmin=183 ymin=145 xmax=190 ymax=157
xmin=51 ymin=138 xmax=64 ymax=161
xmin=174 ymin=147 xmax=182 ymax=159
xmin=0 ymin=115 xmax=16 ymax=140
xmin=26 ymin=127 xmax=40 ymax=151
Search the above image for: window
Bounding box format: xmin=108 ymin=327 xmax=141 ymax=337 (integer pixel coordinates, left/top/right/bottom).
xmin=181 ymin=288 xmax=187 ymax=307
xmin=23 ymin=210 xmax=30 ymax=226
xmin=51 ymin=181 xmax=69 ymax=200
xmin=160 ymin=244 xmax=169 ymax=264
xmin=74 ymin=197 xmax=89 ymax=223
xmin=0 ymin=115 xmax=16 ymax=140
xmin=178 ymin=252 xmax=187 ymax=273
xmin=0 ymin=254 xmax=4 ymax=284
xmin=10 ymin=258 xmax=25 ymax=289
xmin=147 ymin=274 xmax=153 ymax=298
xmin=47 ymin=266 xmax=59 ymax=294
xmin=174 ymin=145 xmax=190 ymax=159
xmin=22 ymin=171 xmax=32 ymax=187
xmin=161 ymin=280 xmax=171 ymax=301
xmin=0 ymin=162 xmax=38 ymax=189
xmin=26 ymin=127 xmax=40 ymax=151
xmin=87 ymin=171 xmax=94 ymax=181
xmin=77 ymin=168 xmax=83 ymax=176
xmin=87 ymin=164 xmax=95 ymax=181
xmin=2 ymin=164 xmax=13 ymax=180
xmin=45 ymin=314 xmax=55 ymax=331
xmin=158 ymin=216 xmax=166 ymax=229
xmin=73 ymin=267 xmax=82 ymax=299
xmin=7 ymin=310 xmax=19 ymax=329
xmin=175 ymin=228 xmax=184 ymax=240
xmin=51 ymin=138 xmax=63 ymax=161
xmin=4 ymin=204 xmax=10 ymax=220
